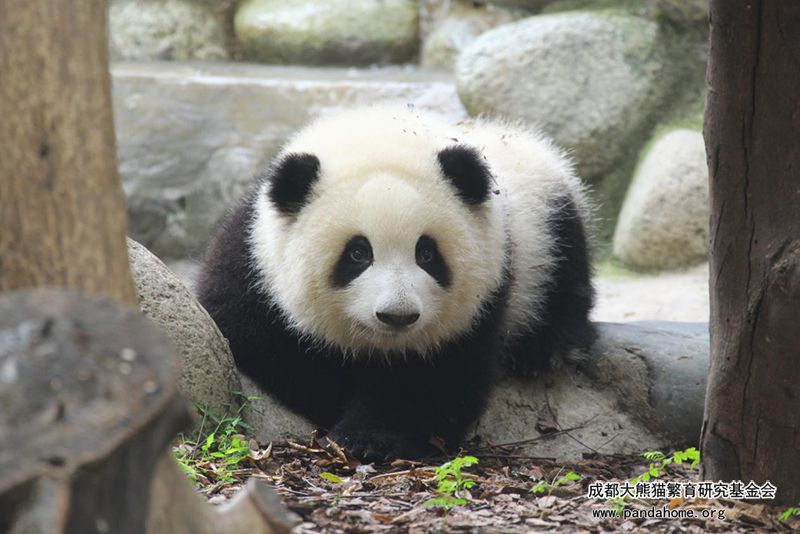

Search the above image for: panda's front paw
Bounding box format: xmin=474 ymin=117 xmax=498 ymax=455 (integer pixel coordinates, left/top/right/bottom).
xmin=326 ymin=426 xmax=430 ymax=463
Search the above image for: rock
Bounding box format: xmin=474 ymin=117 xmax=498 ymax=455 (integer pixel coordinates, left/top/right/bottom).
xmin=473 ymin=321 xmax=707 ymax=461
xmin=234 ymin=0 xmax=419 ymax=65
xmin=483 ymin=0 xmax=554 ymax=10
xmin=455 ymin=11 xmax=671 ymax=178
xmin=591 ymin=321 xmax=707 ymax=448
xmin=167 ymin=259 xmax=201 ymax=290
xmin=238 ymin=321 xmax=707 ymax=460
xmin=128 ymin=238 xmax=241 ymax=413
xmin=421 ymin=1 xmax=522 ymax=70
xmin=540 ymin=0 xmax=655 ymax=15
xmin=656 ymin=0 xmax=708 ymax=25
xmin=109 ymin=0 xmax=230 ymax=61
xmin=613 ymin=129 xmax=709 ymax=270
xmin=113 ymin=62 xmax=466 ymax=258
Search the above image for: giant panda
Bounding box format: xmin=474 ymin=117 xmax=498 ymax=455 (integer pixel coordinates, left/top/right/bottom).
xmin=197 ymin=106 xmax=595 ymax=461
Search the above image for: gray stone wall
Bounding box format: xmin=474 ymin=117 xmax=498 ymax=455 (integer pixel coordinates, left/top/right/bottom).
xmin=110 ymin=0 xmax=710 ymax=272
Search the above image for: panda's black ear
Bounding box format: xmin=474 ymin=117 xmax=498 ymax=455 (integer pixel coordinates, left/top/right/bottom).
xmin=437 ymin=145 xmax=492 ymax=206
xmin=267 ymin=153 xmax=321 ymax=216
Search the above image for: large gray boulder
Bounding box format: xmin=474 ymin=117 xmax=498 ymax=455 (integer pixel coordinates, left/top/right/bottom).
xmin=234 ymin=0 xmax=419 ymax=65
xmin=483 ymin=0 xmax=554 ymax=10
xmin=128 ymin=238 xmax=241 ymax=413
xmin=113 ymin=62 xmax=465 ymax=258
xmin=241 ymin=321 xmax=709 ymax=460
xmin=109 ymin=0 xmax=230 ymax=61
xmin=613 ymin=129 xmax=709 ymax=271
xmin=474 ymin=321 xmax=708 ymax=460
xmin=455 ymin=11 xmax=670 ymax=179
xmin=421 ymin=0 xmax=522 ymax=70
xmin=657 ymin=0 xmax=708 ymax=25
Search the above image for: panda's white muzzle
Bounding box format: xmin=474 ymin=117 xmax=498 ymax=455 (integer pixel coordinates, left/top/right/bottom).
xmin=373 ymin=282 xmax=423 ymax=331
xmin=347 ymin=260 xmax=432 ymax=336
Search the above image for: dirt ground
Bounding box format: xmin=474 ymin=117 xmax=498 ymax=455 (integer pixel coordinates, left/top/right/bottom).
xmin=591 ymin=263 xmax=709 ymax=323
xmin=194 ymin=436 xmax=795 ymax=533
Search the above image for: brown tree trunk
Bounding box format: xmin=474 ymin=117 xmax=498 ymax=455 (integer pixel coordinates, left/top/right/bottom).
xmin=702 ymin=0 xmax=800 ymax=505
xmin=0 ymin=1 xmax=136 ymax=306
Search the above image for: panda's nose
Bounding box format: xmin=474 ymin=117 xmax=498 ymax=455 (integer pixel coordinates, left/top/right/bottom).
xmin=376 ymin=312 xmax=420 ymax=329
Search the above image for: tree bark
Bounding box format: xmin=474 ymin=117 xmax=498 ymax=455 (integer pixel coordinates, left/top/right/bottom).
xmin=0 ymin=1 xmax=137 ymax=306
xmin=702 ymin=0 xmax=800 ymax=505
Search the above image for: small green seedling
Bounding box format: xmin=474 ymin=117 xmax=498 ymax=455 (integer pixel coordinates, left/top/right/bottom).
xmin=424 ymin=455 xmax=479 ymax=508
xmin=633 ymin=447 xmax=700 ymax=484
xmin=608 ymin=447 xmax=702 ymax=516
xmin=173 ymin=394 xmax=257 ymax=487
xmin=320 ymin=472 xmax=344 ymax=484
xmin=530 ymin=470 xmax=581 ymax=495
xmin=780 ymin=506 xmax=800 ymax=522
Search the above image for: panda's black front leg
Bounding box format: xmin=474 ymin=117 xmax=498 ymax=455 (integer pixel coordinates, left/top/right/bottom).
xmin=326 ymin=388 xmax=434 ymax=462
xmin=327 ymin=347 xmax=497 ymax=462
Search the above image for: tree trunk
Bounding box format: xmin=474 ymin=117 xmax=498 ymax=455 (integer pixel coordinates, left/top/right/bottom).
xmin=0 ymin=1 xmax=137 ymax=306
xmin=0 ymin=289 xmax=299 ymax=534
xmin=702 ymin=0 xmax=800 ymax=505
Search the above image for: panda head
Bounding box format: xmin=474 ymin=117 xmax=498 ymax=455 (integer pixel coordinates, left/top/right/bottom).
xmin=250 ymin=111 xmax=506 ymax=358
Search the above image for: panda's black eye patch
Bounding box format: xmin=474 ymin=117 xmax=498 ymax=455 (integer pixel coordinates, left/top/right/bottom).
xmin=332 ymin=235 xmax=373 ymax=288
xmin=416 ymin=235 xmax=451 ymax=288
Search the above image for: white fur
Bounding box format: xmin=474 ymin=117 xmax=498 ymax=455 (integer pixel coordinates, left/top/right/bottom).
xmin=249 ymin=106 xmax=589 ymax=357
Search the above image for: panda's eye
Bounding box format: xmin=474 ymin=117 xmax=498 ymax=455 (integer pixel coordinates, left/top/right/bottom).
xmin=349 ymin=245 xmax=371 ymax=264
xmin=417 ymin=246 xmax=434 ymax=264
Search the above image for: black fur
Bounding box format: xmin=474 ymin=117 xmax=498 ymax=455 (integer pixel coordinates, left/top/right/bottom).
xmin=437 ymin=146 xmax=492 ymax=206
xmin=415 ymin=235 xmax=451 ymax=288
xmin=506 ymin=196 xmax=596 ymax=372
xmin=267 ymin=153 xmax=320 ymax=216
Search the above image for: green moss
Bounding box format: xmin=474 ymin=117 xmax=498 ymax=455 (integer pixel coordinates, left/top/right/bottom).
xmin=541 ymin=0 xmax=654 ymax=17
xmin=662 ymin=115 xmax=704 ymax=133
xmin=595 ymin=257 xmax=649 ymax=279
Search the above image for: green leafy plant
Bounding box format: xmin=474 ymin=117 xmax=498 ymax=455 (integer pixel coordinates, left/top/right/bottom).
xmin=321 ymin=472 xmax=344 ymax=484
xmin=424 ymin=455 xmax=479 ymax=508
xmin=530 ymin=470 xmax=581 ymax=495
xmin=173 ymin=394 xmax=256 ymax=487
xmin=608 ymin=447 xmax=702 ymax=516
xmin=632 ymin=447 xmax=700 ymax=484
xmin=780 ymin=506 xmax=800 ymax=522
